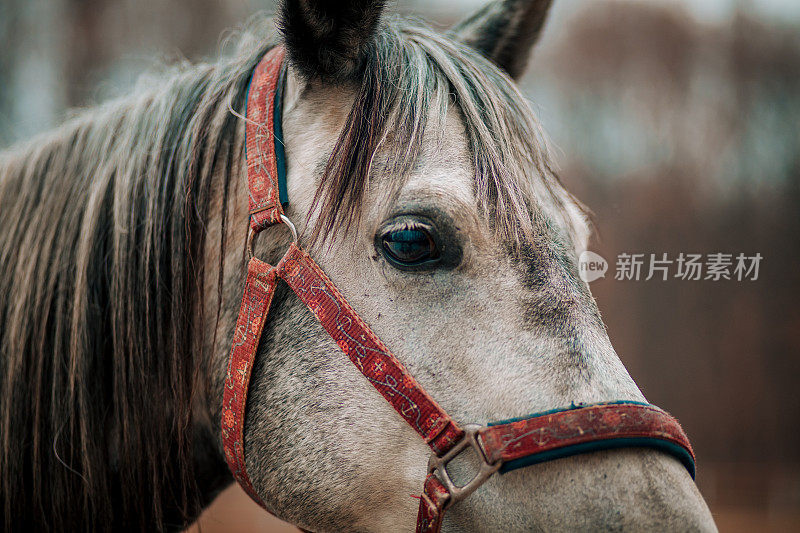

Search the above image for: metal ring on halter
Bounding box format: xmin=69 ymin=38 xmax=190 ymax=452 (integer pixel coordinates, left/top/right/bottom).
xmin=427 ymin=424 xmax=502 ymax=509
xmin=247 ymin=214 xmax=298 ymax=259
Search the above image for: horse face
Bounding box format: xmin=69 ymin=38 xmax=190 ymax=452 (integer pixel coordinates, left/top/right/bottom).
xmin=232 ymin=1 xmax=716 ymax=531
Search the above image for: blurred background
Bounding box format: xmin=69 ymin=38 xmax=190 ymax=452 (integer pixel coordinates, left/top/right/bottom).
xmin=2 ymin=0 xmax=798 ymax=531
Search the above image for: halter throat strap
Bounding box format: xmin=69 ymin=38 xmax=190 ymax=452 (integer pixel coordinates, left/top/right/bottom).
xmin=222 ymin=46 xmax=696 ymax=532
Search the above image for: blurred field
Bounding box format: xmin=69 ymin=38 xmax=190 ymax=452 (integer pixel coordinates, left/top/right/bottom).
xmin=189 ymin=486 xmax=300 ymax=533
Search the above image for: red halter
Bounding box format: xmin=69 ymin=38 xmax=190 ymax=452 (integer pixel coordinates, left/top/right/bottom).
xmin=221 ymin=46 xmax=696 ymax=532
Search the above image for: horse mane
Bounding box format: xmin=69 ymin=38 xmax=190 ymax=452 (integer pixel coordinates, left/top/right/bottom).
xmin=0 ymin=23 xmax=274 ymax=531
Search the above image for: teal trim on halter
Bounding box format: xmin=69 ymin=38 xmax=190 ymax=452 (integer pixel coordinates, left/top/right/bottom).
xmin=498 ymin=437 xmax=696 ymax=479
xmin=487 ymin=400 xmax=652 ymax=427
xmin=273 ymin=62 xmax=289 ymax=208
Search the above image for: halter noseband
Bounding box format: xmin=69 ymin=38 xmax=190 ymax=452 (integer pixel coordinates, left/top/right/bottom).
xmin=221 ymin=46 xmax=695 ymax=532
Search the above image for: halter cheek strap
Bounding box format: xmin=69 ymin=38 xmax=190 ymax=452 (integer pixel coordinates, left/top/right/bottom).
xmin=222 ymin=46 xmax=696 ymax=532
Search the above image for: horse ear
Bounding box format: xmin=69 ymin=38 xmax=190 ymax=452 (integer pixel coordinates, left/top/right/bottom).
xmin=277 ymin=0 xmax=386 ymax=82
xmin=450 ymin=0 xmax=553 ymax=80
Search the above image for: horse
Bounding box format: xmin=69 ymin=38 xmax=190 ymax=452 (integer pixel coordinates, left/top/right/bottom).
xmin=0 ymin=0 xmax=716 ymax=530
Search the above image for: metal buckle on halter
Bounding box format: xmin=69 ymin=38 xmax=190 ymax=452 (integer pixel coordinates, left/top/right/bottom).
xmin=427 ymin=424 xmax=502 ymax=508
xmin=246 ymin=214 xmax=298 ymax=259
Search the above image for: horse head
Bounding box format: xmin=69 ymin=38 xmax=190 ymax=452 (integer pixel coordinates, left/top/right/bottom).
xmin=211 ymin=1 xmax=717 ymax=530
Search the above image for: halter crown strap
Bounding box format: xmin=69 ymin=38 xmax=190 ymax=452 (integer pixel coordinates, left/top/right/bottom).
xmin=223 ymin=47 xmax=697 ymax=532
xmin=245 ymin=46 xmax=288 ymax=232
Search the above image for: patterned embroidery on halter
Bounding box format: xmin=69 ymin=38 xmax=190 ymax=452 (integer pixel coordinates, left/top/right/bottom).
xmin=482 ymin=403 xmax=694 ymax=463
xmin=221 ymin=259 xmax=275 ymax=508
xmin=245 ymin=48 xmax=286 ymax=232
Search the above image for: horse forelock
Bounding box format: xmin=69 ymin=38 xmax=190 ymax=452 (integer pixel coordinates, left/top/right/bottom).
xmin=308 ymin=20 xmax=590 ymax=254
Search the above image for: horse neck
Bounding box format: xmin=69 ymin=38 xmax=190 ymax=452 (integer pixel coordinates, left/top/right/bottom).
xmin=0 ymin=65 xmax=254 ymax=529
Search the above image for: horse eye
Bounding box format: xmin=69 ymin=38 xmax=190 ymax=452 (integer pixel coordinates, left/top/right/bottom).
xmin=381 ymin=227 xmax=439 ymax=267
